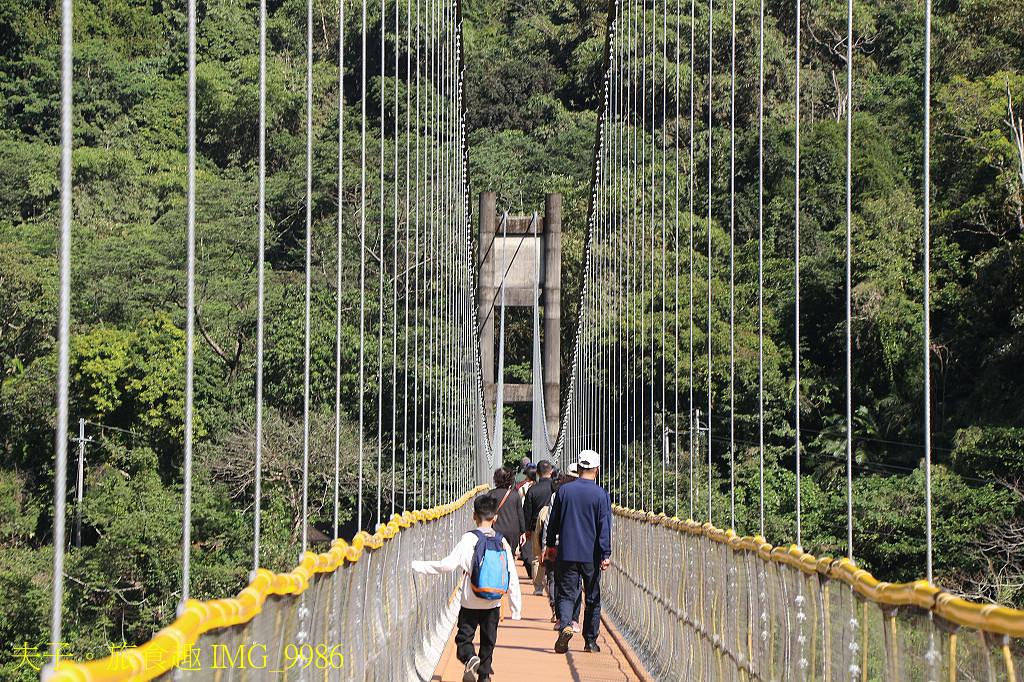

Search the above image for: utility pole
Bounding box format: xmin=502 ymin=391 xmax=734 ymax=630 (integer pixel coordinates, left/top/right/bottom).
xmin=72 ymin=418 xmax=90 ymax=548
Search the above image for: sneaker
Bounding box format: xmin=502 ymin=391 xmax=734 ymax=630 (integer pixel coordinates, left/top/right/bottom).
xmin=533 ymin=587 xmax=545 ymax=596
xmin=571 ymin=621 xmax=581 ymax=633
xmin=478 ymin=677 xmax=491 ymax=682
xmin=463 ymin=655 xmax=480 ymax=682
xmin=553 ymin=621 xmax=561 ymax=630
xmin=554 ymin=626 xmax=574 ymax=654
xmin=550 ymin=613 xmax=557 ymax=623
xmin=584 ymin=640 xmax=601 ymax=653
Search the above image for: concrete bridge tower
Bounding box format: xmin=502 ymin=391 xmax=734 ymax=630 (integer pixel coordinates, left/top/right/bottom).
xmin=477 ymin=192 xmax=561 ymax=452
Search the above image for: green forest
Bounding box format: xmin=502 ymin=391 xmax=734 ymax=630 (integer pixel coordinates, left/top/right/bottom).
xmin=1 ymin=0 xmax=1024 ymax=675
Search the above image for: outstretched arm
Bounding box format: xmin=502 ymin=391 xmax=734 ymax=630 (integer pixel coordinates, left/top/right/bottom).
xmin=412 ymin=533 xmax=473 ymax=575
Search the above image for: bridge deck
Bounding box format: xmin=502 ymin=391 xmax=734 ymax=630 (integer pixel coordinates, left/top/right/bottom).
xmin=432 ymin=565 xmax=649 ymax=682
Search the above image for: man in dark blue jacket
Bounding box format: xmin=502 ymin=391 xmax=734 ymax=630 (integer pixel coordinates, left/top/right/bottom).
xmin=545 ymin=449 xmax=611 ymax=654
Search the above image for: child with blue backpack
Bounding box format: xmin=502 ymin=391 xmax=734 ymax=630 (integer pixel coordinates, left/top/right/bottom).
xmin=412 ymin=495 xmax=522 ymax=682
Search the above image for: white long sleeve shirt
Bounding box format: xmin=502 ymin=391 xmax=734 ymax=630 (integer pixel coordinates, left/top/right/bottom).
xmin=411 ymin=528 xmax=522 ymax=618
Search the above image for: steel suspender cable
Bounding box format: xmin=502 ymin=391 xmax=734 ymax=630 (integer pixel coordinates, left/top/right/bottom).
xmin=301 ymin=0 xmax=313 ymax=557
xmin=640 ymin=0 xmax=647 ymax=511
xmin=650 ymin=0 xmax=658 ymax=512
xmin=637 ymin=0 xmax=645 ymax=503
xmin=619 ymin=0 xmax=626 ymax=502
xmin=619 ymin=1 xmax=626 ymax=505
xmin=435 ymin=0 xmax=441 ymax=504
xmin=422 ymin=0 xmax=429 ymax=504
xmin=181 ymin=0 xmax=198 ymax=604
xmin=793 ymin=0 xmax=809 ymax=658
xmin=608 ymin=16 xmax=614 ymax=498
xmin=706 ymin=0 xmax=713 ymax=525
xmin=673 ymin=0 xmax=681 ymax=518
xmin=256 ymin=0 xmax=268 ymax=560
xmin=358 ymin=0 xmax=368 ymax=530
xmin=923 ymin=0 xmax=934 ymax=585
xmin=794 ymin=0 xmax=803 ymax=548
xmin=688 ymin=0 xmax=695 ymax=521
xmin=624 ymin=1 xmax=632 ymax=508
xmin=404 ymin=0 xmax=412 ymax=512
xmin=758 ymin=0 xmax=765 ymax=538
xmin=435 ymin=0 xmax=443 ymax=504
xmin=49 ymin=0 xmax=74 ymax=658
xmin=392 ymin=0 xmax=400 ymax=517
xmin=604 ymin=31 xmax=609 ymax=489
xmin=729 ymin=0 xmax=736 ymax=531
xmin=845 ymin=0 xmax=854 ymax=561
xmin=626 ymin=0 xmax=634 ymax=503
xmin=438 ymin=5 xmax=445 ymax=500
xmin=413 ymin=0 xmax=421 ymax=509
xmin=377 ymin=0 xmax=386 ymax=527
xmin=428 ymin=0 xmax=436 ymax=504
xmin=334 ymin=0 xmax=346 ymax=539
xmin=728 ymin=0 xmax=739 ymax=623
xmin=661 ymin=0 xmax=668 ymax=514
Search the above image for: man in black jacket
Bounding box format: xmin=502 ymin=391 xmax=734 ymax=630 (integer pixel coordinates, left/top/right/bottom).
xmin=524 ymin=460 xmax=555 ymax=529
xmin=523 ymin=460 xmax=555 ymax=593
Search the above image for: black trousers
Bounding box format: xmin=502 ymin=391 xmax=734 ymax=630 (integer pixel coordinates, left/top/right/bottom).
xmin=455 ymin=606 xmax=501 ymax=676
xmin=555 ymin=559 xmax=602 ymax=642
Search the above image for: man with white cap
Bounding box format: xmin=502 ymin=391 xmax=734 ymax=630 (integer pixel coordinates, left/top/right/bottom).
xmin=544 ymin=449 xmax=611 ymax=654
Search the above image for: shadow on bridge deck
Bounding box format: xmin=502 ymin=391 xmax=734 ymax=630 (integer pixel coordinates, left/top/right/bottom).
xmin=432 ymin=565 xmax=651 ymax=682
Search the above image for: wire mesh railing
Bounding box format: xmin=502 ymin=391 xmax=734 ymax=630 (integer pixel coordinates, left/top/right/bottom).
xmin=48 ymin=486 xmax=486 ymax=682
xmin=605 ymin=507 xmax=1024 ymax=681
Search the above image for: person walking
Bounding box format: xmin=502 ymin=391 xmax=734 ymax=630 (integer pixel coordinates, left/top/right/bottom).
xmin=523 ymin=460 xmax=555 ymax=593
xmin=412 ymin=495 xmax=522 ymax=682
xmin=541 ymin=473 xmax=582 ymax=628
xmin=545 ymin=449 xmax=611 ymax=654
xmin=515 ymin=463 xmax=537 ymax=496
xmin=485 ymin=467 xmax=527 ymax=559
xmin=513 ymin=457 xmax=531 ymax=486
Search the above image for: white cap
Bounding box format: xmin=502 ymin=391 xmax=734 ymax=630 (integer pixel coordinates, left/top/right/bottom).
xmin=566 ymin=462 xmax=579 ymax=478
xmin=578 ymin=449 xmax=600 ymax=469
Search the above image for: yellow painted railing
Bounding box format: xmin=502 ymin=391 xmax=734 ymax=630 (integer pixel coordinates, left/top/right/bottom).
xmin=48 ymin=485 xmax=488 ymax=682
xmin=608 ymin=506 xmax=1023 ymax=681
xmin=614 ymin=506 xmax=1024 ymax=637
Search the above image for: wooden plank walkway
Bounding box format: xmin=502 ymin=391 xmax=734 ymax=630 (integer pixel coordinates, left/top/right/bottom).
xmin=432 ymin=565 xmax=651 ymax=682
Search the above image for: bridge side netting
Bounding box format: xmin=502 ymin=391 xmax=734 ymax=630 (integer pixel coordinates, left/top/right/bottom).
xmin=51 ymin=488 xmax=484 ymax=681
xmin=605 ymin=509 xmax=1023 ymax=681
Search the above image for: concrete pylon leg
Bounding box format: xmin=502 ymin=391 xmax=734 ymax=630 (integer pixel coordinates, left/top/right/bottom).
xmin=543 ymin=193 xmax=562 ymax=446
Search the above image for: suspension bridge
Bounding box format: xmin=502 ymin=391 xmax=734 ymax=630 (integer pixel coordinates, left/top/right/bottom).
xmin=31 ymin=0 xmax=1024 ymax=677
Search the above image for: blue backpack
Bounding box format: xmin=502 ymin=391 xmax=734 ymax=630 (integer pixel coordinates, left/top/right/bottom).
xmin=469 ymin=530 xmax=510 ymax=600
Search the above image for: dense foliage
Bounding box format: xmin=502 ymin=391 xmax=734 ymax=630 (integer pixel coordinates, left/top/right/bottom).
xmin=0 ymin=0 xmax=1023 ymax=675
xmin=563 ymin=0 xmax=1024 ymax=618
